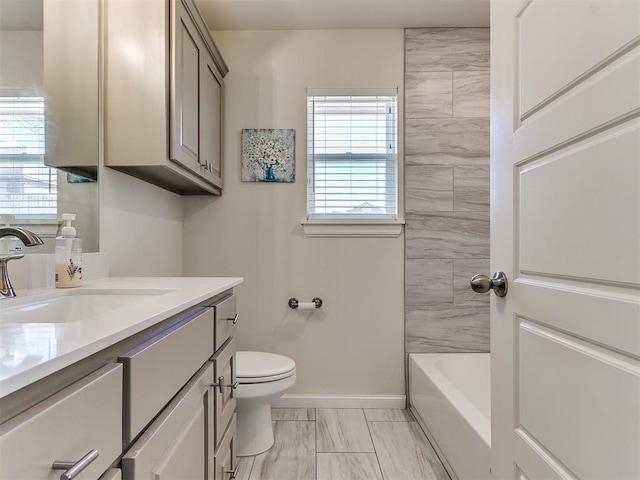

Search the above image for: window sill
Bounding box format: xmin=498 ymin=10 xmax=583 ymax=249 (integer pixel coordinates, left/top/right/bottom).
xmin=301 ymin=218 xmax=404 ymax=238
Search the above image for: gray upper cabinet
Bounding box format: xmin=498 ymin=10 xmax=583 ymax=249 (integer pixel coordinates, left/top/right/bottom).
xmin=43 ymin=0 xmax=99 ymax=179
xmin=105 ymin=0 xmax=228 ymax=195
xmin=201 ymin=54 xmax=224 ymax=187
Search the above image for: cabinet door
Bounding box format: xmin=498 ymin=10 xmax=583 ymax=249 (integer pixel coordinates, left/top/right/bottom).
xmin=213 ymin=294 xmax=236 ymax=351
xmin=122 ymin=362 xmax=215 ymax=480
xmin=214 ymin=414 xmax=237 ymax=480
xmin=44 ymin=0 xmax=99 ymax=174
xmin=212 ymin=338 xmax=236 ymax=448
xmin=0 ymin=364 xmax=122 ymax=480
xmin=171 ymin=0 xmax=202 ymax=172
xmin=201 ymin=52 xmax=223 ymax=189
xmin=100 ymin=469 xmax=122 ymax=480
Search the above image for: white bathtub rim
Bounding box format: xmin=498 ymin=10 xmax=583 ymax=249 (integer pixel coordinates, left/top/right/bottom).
xmin=409 ymin=353 xmax=491 ymax=448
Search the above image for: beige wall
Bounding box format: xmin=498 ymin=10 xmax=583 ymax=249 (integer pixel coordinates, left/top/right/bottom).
xmin=183 ymin=30 xmax=405 ymax=399
xmin=99 ymin=167 xmax=183 ymax=277
xmin=0 ymin=31 xmax=42 ymax=92
xmin=57 ymin=171 xmax=98 ymax=252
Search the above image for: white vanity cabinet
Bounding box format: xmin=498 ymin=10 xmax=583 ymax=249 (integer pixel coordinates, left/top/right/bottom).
xmin=105 ymin=0 xmax=227 ymax=195
xmin=212 ymin=337 xmax=237 ymax=448
xmin=122 ymin=362 xmax=215 ymax=479
xmin=119 ymin=307 xmax=215 ymax=443
xmin=101 ymin=470 xmax=123 ymax=480
xmin=0 ymin=364 xmax=123 ymax=480
xmin=0 ymin=281 xmax=240 ymax=480
xmin=121 ymin=294 xmax=238 ymax=480
xmin=214 ymin=414 xmax=237 ymax=480
xmin=210 ymin=294 xmax=238 ymax=449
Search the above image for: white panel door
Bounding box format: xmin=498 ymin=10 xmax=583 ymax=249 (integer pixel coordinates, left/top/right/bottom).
xmin=490 ymin=1 xmax=640 ymax=479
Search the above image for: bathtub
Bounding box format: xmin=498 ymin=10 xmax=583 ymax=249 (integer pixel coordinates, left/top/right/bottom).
xmin=409 ymin=353 xmax=491 ymax=480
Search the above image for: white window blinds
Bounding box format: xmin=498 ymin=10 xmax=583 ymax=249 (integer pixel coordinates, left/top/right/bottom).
xmin=307 ymin=89 xmax=398 ymax=219
xmin=0 ymin=97 xmax=57 ymax=217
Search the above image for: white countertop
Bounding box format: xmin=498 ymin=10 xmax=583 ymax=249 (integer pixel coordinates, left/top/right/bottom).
xmin=0 ymin=277 xmax=243 ymax=398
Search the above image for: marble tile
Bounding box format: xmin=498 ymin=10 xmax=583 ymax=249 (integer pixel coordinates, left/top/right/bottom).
xmin=454 ymin=258 xmax=490 ymax=306
xmin=271 ymin=408 xmax=316 ymax=421
xmin=236 ymin=456 xmax=255 ymax=480
xmin=369 ymin=422 xmax=450 ymax=480
xmin=406 ymin=258 xmax=453 ymax=306
xmin=453 ymin=71 xmax=490 ymax=117
xmin=364 ymin=409 xmax=414 ymax=422
xmin=405 ymin=212 xmax=489 ymax=259
xmin=316 ymin=409 xmax=375 ymax=453
xmin=317 ymin=453 xmax=384 ymax=480
xmin=405 ymin=165 xmax=454 ymax=213
xmin=249 ymin=421 xmax=315 ymax=480
xmin=406 ymin=28 xmax=490 ymax=73
xmin=405 ymin=72 xmax=453 ymax=118
xmin=405 ymin=118 xmax=489 ymax=164
xmin=454 ymin=164 xmax=490 ymax=212
xmin=405 ymin=305 xmax=490 ymax=353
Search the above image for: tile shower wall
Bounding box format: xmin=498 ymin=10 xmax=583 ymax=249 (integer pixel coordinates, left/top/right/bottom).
xmin=405 ymin=28 xmax=490 ymax=353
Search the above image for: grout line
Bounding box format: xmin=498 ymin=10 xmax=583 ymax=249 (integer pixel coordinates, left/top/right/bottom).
xmin=363 ymin=410 xmax=386 ymax=479
xmin=369 ymin=422 xmax=387 ymax=480
xmin=247 ymin=456 xmax=256 ymax=480
xmin=238 ymin=455 xmax=256 ymax=480
xmin=314 ymin=408 xmax=318 ymax=480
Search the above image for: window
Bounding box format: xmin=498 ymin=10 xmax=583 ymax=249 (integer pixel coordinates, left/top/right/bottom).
xmin=306 ymin=89 xmax=398 ymax=223
xmin=0 ymin=96 xmax=57 ymax=218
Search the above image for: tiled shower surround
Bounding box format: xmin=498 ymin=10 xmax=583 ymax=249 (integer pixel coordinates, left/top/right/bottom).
xmin=404 ymin=28 xmax=490 ymax=353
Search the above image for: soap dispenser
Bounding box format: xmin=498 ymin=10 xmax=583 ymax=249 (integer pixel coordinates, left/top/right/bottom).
xmin=55 ymin=213 xmax=82 ymax=288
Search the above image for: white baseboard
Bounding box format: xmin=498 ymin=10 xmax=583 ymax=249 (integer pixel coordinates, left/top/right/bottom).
xmin=272 ymin=394 xmax=406 ymax=409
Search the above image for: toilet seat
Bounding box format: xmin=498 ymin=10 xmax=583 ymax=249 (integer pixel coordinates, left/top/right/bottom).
xmin=236 ymin=351 xmax=296 ymax=384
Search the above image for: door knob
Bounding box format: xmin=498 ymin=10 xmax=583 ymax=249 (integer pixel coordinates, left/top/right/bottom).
xmin=470 ymin=271 xmax=508 ymax=297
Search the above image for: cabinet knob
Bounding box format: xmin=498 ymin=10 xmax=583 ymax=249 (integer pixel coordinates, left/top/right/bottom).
xmin=52 ymin=449 xmax=99 ymax=480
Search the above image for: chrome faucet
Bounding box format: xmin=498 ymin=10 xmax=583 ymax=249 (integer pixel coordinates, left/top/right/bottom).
xmin=0 ymin=227 xmax=44 ymax=299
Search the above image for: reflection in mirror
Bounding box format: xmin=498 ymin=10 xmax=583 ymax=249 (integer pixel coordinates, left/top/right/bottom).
xmin=0 ymin=0 xmax=99 ymax=253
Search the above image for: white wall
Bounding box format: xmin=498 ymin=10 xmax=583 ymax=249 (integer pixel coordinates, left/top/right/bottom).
xmin=99 ymin=167 xmax=183 ymax=277
xmin=57 ymin=171 xmax=99 ymax=252
xmin=0 ymin=31 xmax=42 ymax=92
xmin=183 ymin=30 xmax=405 ymax=400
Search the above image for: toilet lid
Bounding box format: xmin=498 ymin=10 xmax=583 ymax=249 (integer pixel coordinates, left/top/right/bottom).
xmin=236 ymin=351 xmax=296 ymax=382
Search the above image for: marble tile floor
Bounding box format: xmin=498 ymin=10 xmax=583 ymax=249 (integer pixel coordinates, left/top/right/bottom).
xmin=236 ymin=408 xmax=450 ymax=480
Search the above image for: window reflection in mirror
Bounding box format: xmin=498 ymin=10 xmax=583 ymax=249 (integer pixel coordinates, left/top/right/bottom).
xmin=0 ymin=0 xmax=99 ymax=253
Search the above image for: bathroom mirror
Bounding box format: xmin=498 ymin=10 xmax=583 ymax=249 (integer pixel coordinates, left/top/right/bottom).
xmin=0 ymin=0 xmax=99 ymax=252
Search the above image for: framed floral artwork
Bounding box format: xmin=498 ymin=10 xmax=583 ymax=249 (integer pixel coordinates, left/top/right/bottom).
xmin=241 ymin=129 xmax=295 ymax=183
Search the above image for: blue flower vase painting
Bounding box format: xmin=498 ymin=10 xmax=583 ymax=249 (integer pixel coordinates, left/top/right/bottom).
xmin=241 ymin=129 xmax=295 ymax=183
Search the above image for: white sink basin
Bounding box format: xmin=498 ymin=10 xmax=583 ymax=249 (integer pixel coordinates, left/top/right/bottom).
xmin=1 ymin=289 xmax=175 ymax=324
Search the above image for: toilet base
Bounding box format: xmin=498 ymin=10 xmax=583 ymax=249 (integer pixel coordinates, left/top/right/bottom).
xmin=236 ymin=403 xmax=274 ymax=456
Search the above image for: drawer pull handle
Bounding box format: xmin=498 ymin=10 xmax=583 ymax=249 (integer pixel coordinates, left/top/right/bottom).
xmin=226 ymin=464 xmax=239 ymax=479
xmin=212 ymin=376 xmax=239 ymax=394
xmin=52 ymin=449 xmax=99 ymax=480
xmin=227 ymin=313 xmax=239 ymax=324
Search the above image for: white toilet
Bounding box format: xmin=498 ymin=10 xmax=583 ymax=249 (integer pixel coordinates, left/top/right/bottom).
xmin=235 ymin=351 xmax=296 ymax=456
